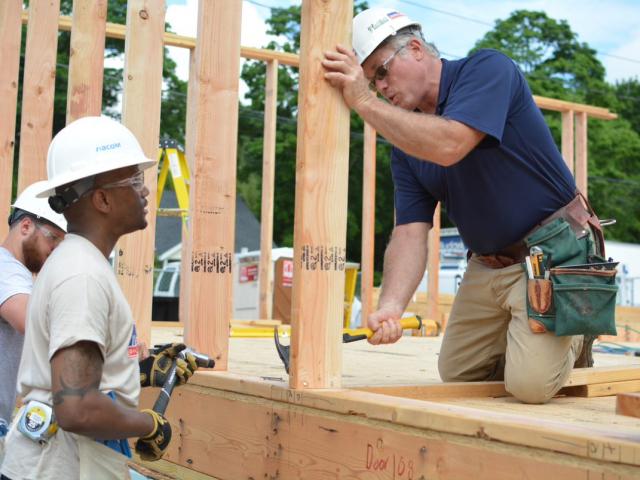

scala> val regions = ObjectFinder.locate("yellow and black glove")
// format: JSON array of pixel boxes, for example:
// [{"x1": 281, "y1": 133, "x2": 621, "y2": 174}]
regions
[
  {"x1": 135, "y1": 409, "x2": 172, "y2": 461},
  {"x1": 139, "y1": 343, "x2": 198, "y2": 388}
]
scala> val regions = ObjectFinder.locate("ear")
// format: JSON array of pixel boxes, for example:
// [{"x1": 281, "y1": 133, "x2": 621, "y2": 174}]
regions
[
  {"x1": 89, "y1": 189, "x2": 113, "y2": 214},
  {"x1": 19, "y1": 217, "x2": 35, "y2": 236},
  {"x1": 408, "y1": 38, "x2": 425, "y2": 61}
]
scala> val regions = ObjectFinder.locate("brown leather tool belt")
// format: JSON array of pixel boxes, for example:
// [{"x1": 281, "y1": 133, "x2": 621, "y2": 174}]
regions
[{"x1": 473, "y1": 192, "x2": 603, "y2": 269}]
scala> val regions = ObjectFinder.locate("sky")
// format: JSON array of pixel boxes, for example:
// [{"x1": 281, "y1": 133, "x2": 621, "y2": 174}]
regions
[{"x1": 164, "y1": 0, "x2": 640, "y2": 87}]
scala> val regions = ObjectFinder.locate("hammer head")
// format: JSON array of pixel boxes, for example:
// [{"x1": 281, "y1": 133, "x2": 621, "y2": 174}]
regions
[{"x1": 274, "y1": 327, "x2": 290, "y2": 373}]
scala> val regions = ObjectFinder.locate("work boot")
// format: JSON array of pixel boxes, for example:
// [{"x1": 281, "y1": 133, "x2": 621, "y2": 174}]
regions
[{"x1": 574, "y1": 335, "x2": 597, "y2": 368}]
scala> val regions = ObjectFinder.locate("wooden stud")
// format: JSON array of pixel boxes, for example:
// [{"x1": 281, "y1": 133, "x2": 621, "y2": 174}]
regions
[
  {"x1": 575, "y1": 111, "x2": 588, "y2": 196},
  {"x1": 17, "y1": 0, "x2": 61, "y2": 193},
  {"x1": 533, "y1": 95, "x2": 617, "y2": 120},
  {"x1": 561, "y1": 110, "x2": 574, "y2": 174},
  {"x1": 115, "y1": 0, "x2": 166, "y2": 347},
  {"x1": 565, "y1": 365, "x2": 640, "y2": 386},
  {"x1": 617, "y1": 392, "x2": 640, "y2": 419},
  {"x1": 562, "y1": 380, "x2": 640, "y2": 398},
  {"x1": 182, "y1": 1, "x2": 243, "y2": 367},
  {"x1": 426, "y1": 204, "x2": 441, "y2": 330},
  {"x1": 258, "y1": 59, "x2": 278, "y2": 320},
  {"x1": 289, "y1": 0, "x2": 353, "y2": 389},
  {"x1": 360, "y1": 122, "x2": 377, "y2": 327},
  {"x1": 178, "y1": 48, "x2": 198, "y2": 326},
  {"x1": 65, "y1": 0, "x2": 107, "y2": 123},
  {"x1": 0, "y1": 0, "x2": 23, "y2": 239}
]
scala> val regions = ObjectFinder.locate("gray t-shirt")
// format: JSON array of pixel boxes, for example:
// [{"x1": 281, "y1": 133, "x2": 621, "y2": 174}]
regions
[{"x1": 0, "y1": 247, "x2": 32, "y2": 424}]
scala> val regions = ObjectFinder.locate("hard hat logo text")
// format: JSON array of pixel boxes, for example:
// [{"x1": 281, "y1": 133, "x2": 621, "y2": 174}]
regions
[
  {"x1": 96, "y1": 142, "x2": 121, "y2": 153},
  {"x1": 367, "y1": 17, "x2": 389, "y2": 33}
]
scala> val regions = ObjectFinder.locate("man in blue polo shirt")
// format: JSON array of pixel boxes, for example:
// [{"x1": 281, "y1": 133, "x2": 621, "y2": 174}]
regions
[{"x1": 322, "y1": 8, "x2": 605, "y2": 404}]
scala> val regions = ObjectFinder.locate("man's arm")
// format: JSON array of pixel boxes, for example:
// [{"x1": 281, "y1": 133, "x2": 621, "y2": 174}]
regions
[
  {"x1": 368, "y1": 222, "x2": 431, "y2": 345},
  {"x1": 322, "y1": 45, "x2": 485, "y2": 166},
  {"x1": 51, "y1": 341, "x2": 154, "y2": 440},
  {"x1": 354, "y1": 99, "x2": 484, "y2": 166},
  {"x1": 0, "y1": 294, "x2": 29, "y2": 334}
]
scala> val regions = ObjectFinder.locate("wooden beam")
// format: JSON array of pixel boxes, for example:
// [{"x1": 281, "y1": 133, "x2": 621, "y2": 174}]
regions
[
  {"x1": 139, "y1": 374, "x2": 640, "y2": 476},
  {"x1": 565, "y1": 365, "x2": 640, "y2": 386},
  {"x1": 617, "y1": 392, "x2": 640, "y2": 419},
  {"x1": 178, "y1": 48, "x2": 198, "y2": 326},
  {"x1": 533, "y1": 95, "x2": 617, "y2": 120},
  {"x1": 17, "y1": 0, "x2": 61, "y2": 193},
  {"x1": 183, "y1": 1, "x2": 243, "y2": 368},
  {"x1": 359, "y1": 382, "x2": 509, "y2": 399},
  {"x1": 562, "y1": 380, "x2": 640, "y2": 398},
  {"x1": 426, "y1": 204, "x2": 441, "y2": 330},
  {"x1": 575, "y1": 112, "x2": 588, "y2": 196},
  {"x1": 360, "y1": 122, "x2": 377, "y2": 327},
  {"x1": 22, "y1": 12, "x2": 300, "y2": 67},
  {"x1": 0, "y1": 0, "x2": 22, "y2": 239},
  {"x1": 65, "y1": 0, "x2": 107, "y2": 123},
  {"x1": 289, "y1": 0, "x2": 353, "y2": 389},
  {"x1": 258, "y1": 59, "x2": 278, "y2": 320},
  {"x1": 116, "y1": 0, "x2": 166, "y2": 347},
  {"x1": 561, "y1": 110, "x2": 574, "y2": 174}
]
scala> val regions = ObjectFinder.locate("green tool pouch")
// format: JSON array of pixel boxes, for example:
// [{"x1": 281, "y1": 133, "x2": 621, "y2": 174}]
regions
[
  {"x1": 524, "y1": 217, "x2": 618, "y2": 336},
  {"x1": 550, "y1": 267, "x2": 617, "y2": 336}
]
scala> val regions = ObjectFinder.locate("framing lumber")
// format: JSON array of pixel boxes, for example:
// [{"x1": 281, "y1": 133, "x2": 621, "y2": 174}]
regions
[
  {"x1": 258, "y1": 59, "x2": 278, "y2": 320},
  {"x1": 65, "y1": 0, "x2": 107, "y2": 123},
  {"x1": 565, "y1": 365, "x2": 640, "y2": 386},
  {"x1": 0, "y1": 0, "x2": 22, "y2": 240},
  {"x1": 563, "y1": 380, "x2": 640, "y2": 398},
  {"x1": 182, "y1": 1, "x2": 243, "y2": 367},
  {"x1": 178, "y1": 49, "x2": 197, "y2": 327},
  {"x1": 138, "y1": 372, "x2": 640, "y2": 478},
  {"x1": 575, "y1": 111, "x2": 589, "y2": 196},
  {"x1": 533, "y1": 95, "x2": 617, "y2": 120},
  {"x1": 426, "y1": 204, "x2": 441, "y2": 330},
  {"x1": 561, "y1": 110, "x2": 574, "y2": 174},
  {"x1": 360, "y1": 122, "x2": 377, "y2": 327},
  {"x1": 617, "y1": 392, "x2": 640, "y2": 419},
  {"x1": 289, "y1": 0, "x2": 353, "y2": 389},
  {"x1": 22, "y1": 11, "x2": 300, "y2": 67},
  {"x1": 116, "y1": 0, "x2": 166, "y2": 346},
  {"x1": 17, "y1": 0, "x2": 61, "y2": 193}
]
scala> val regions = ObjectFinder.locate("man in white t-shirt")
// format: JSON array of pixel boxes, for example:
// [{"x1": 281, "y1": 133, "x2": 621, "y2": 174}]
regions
[
  {"x1": 0, "y1": 182, "x2": 67, "y2": 464},
  {"x1": 1, "y1": 116, "x2": 198, "y2": 480}
]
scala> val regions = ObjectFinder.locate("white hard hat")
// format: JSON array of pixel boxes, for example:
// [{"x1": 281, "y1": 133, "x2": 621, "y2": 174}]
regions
[
  {"x1": 353, "y1": 8, "x2": 420, "y2": 64},
  {"x1": 11, "y1": 181, "x2": 67, "y2": 231},
  {"x1": 35, "y1": 116, "x2": 156, "y2": 198}
]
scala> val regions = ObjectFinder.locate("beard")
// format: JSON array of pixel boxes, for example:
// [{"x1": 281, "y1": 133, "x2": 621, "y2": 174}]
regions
[{"x1": 22, "y1": 233, "x2": 46, "y2": 273}]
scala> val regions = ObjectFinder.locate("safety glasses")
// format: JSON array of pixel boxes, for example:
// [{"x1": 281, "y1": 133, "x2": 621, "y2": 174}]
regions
[
  {"x1": 36, "y1": 223, "x2": 63, "y2": 247},
  {"x1": 368, "y1": 44, "x2": 407, "y2": 90},
  {"x1": 96, "y1": 170, "x2": 145, "y2": 192}
]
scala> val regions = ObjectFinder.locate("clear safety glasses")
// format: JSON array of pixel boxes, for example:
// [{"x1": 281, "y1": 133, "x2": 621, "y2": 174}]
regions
[
  {"x1": 368, "y1": 44, "x2": 407, "y2": 90},
  {"x1": 96, "y1": 170, "x2": 146, "y2": 192}
]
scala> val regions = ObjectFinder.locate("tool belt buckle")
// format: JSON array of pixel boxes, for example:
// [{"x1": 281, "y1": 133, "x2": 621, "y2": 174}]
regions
[{"x1": 17, "y1": 400, "x2": 58, "y2": 445}]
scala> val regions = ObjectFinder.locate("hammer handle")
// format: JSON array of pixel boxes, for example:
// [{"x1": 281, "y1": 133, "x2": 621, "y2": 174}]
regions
[{"x1": 343, "y1": 315, "x2": 422, "y2": 342}]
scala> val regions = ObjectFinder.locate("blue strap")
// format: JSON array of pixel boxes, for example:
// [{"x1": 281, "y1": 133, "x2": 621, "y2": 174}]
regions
[{"x1": 95, "y1": 392, "x2": 132, "y2": 458}]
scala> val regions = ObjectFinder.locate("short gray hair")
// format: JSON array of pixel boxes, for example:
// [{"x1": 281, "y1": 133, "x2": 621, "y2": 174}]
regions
[{"x1": 379, "y1": 25, "x2": 440, "y2": 58}]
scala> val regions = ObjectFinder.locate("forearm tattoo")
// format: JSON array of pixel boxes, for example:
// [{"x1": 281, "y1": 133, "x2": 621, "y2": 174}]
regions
[{"x1": 52, "y1": 341, "x2": 103, "y2": 406}]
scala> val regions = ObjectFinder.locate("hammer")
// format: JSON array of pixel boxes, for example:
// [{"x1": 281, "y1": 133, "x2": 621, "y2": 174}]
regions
[{"x1": 274, "y1": 316, "x2": 422, "y2": 373}]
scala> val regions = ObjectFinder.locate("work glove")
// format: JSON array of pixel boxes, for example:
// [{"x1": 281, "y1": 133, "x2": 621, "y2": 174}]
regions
[
  {"x1": 139, "y1": 343, "x2": 198, "y2": 387},
  {"x1": 135, "y1": 409, "x2": 172, "y2": 461}
]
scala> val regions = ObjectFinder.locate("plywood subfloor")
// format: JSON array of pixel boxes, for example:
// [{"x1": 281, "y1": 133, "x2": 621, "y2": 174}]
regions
[{"x1": 151, "y1": 324, "x2": 640, "y2": 386}]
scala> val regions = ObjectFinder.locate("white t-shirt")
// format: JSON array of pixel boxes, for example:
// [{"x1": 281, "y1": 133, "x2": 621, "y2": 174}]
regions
[
  {"x1": 0, "y1": 247, "x2": 32, "y2": 424},
  {"x1": 1, "y1": 234, "x2": 141, "y2": 480}
]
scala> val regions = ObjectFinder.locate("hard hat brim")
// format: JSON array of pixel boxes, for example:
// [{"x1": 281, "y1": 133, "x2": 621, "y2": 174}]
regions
[{"x1": 34, "y1": 155, "x2": 157, "y2": 198}]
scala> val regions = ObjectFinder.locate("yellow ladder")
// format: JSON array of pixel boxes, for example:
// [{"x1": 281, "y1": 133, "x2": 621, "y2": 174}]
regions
[{"x1": 157, "y1": 139, "x2": 190, "y2": 227}]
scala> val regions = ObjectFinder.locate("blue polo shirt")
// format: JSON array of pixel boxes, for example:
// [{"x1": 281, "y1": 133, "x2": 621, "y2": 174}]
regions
[{"x1": 391, "y1": 49, "x2": 576, "y2": 254}]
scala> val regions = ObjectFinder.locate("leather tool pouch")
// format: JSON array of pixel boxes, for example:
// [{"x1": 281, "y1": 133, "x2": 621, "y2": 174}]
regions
[{"x1": 523, "y1": 215, "x2": 618, "y2": 336}]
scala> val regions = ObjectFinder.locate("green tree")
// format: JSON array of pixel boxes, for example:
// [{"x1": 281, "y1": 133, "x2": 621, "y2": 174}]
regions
[{"x1": 473, "y1": 10, "x2": 640, "y2": 243}]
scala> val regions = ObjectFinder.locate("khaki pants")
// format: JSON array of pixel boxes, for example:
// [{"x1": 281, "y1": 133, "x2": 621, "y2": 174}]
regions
[{"x1": 438, "y1": 255, "x2": 582, "y2": 404}]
